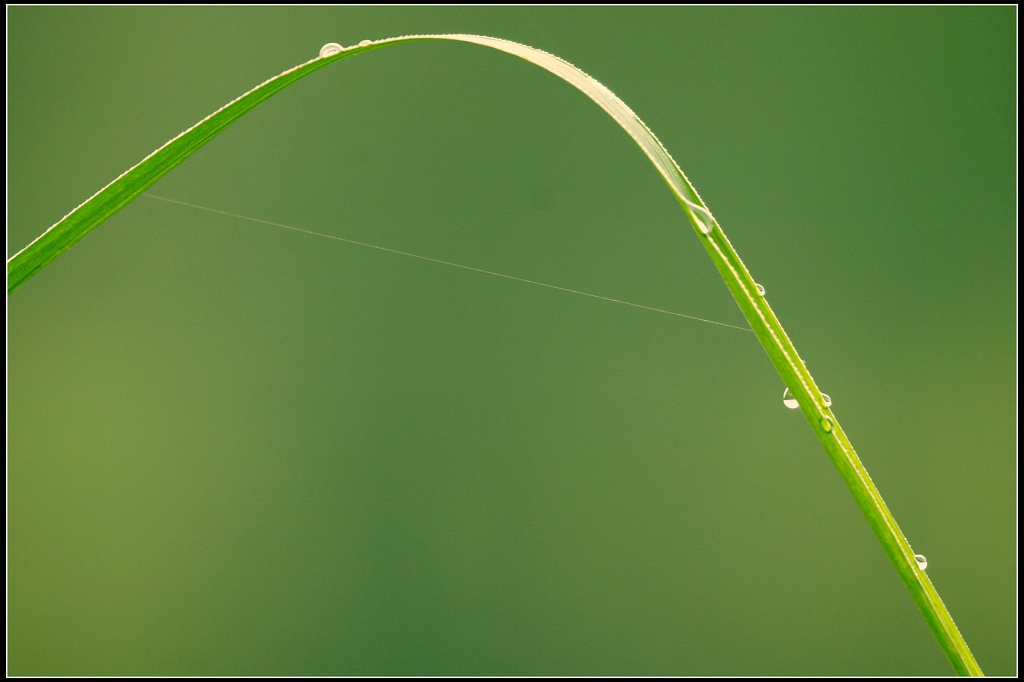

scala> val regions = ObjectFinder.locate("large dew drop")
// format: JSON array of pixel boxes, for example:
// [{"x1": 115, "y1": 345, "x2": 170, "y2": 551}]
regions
[
  {"x1": 319, "y1": 43, "x2": 343, "y2": 58},
  {"x1": 755, "y1": 283, "x2": 766, "y2": 296},
  {"x1": 820, "y1": 415, "x2": 834, "y2": 432},
  {"x1": 914, "y1": 554, "x2": 928, "y2": 570},
  {"x1": 822, "y1": 393, "x2": 832, "y2": 407}
]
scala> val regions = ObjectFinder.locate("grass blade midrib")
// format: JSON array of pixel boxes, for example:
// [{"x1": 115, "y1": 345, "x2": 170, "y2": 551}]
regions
[{"x1": 5, "y1": 33, "x2": 983, "y2": 676}]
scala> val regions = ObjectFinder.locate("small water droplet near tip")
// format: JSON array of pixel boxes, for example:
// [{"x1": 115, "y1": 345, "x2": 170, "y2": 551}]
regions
[
  {"x1": 822, "y1": 393, "x2": 832, "y2": 407},
  {"x1": 359, "y1": 39, "x2": 373, "y2": 46},
  {"x1": 755, "y1": 283, "x2": 765, "y2": 296},
  {"x1": 782, "y1": 387, "x2": 799, "y2": 409},
  {"x1": 820, "y1": 415, "x2": 834, "y2": 432},
  {"x1": 319, "y1": 43, "x2": 343, "y2": 58},
  {"x1": 914, "y1": 554, "x2": 928, "y2": 570}
]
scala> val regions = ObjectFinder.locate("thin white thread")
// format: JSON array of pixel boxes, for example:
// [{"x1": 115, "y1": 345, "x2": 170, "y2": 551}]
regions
[{"x1": 142, "y1": 193, "x2": 752, "y2": 333}]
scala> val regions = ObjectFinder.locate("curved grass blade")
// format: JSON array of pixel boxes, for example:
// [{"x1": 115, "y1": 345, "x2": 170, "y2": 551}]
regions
[{"x1": 6, "y1": 34, "x2": 982, "y2": 676}]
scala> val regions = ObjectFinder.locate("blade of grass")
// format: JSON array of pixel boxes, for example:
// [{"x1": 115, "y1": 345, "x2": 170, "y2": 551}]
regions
[{"x1": 6, "y1": 34, "x2": 983, "y2": 676}]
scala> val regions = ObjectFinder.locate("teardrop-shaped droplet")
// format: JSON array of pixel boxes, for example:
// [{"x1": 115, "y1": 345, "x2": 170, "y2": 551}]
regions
[
  {"x1": 820, "y1": 415, "x2": 834, "y2": 432},
  {"x1": 914, "y1": 554, "x2": 928, "y2": 570},
  {"x1": 359, "y1": 39, "x2": 373, "y2": 46},
  {"x1": 755, "y1": 283, "x2": 766, "y2": 296},
  {"x1": 319, "y1": 43, "x2": 344, "y2": 58},
  {"x1": 822, "y1": 393, "x2": 832, "y2": 407},
  {"x1": 783, "y1": 387, "x2": 799, "y2": 409}
]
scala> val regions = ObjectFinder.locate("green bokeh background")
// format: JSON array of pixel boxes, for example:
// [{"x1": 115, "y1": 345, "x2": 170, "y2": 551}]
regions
[{"x1": 7, "y1": 7, "x2": 1015, "y2": 676}]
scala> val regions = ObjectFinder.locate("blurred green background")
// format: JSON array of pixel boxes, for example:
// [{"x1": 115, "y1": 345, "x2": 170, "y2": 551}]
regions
[{"x1": 7, "y1": 7, "x2": 1015, "y2": 676}]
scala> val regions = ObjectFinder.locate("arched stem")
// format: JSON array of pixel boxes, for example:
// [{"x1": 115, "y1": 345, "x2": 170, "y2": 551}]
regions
[{"x1": 6, "y1": 34, "x2": 982, "y2": 676}]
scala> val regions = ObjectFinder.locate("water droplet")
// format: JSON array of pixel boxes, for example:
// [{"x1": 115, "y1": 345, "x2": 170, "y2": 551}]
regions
[
  {"x1": 755, "y1": 283, "x2": 765, "y2": 296},
  {"x1": 820, "y1": 415, "x2": 834, "y2": 432},
  {"x1": 319, "y1": 43, "x2": 343, "y2": 58},
  {"x1": 785, "y1": 387, "x2": 833, "y2": 410},
  {"x1": 914, "y1": 554, "x2": 928, "y2": 570},
  {"x1": 359, "y1": 39, "x2": 373, "y2": 46}
]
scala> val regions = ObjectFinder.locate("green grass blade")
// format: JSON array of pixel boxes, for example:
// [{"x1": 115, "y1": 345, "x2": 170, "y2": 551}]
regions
[
  {"x1": 6, "y1": 34, "x2": 983, "y2": 676},
  {"x1": 6, "y1": 44, "x2": 354, "y2": 293}
]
